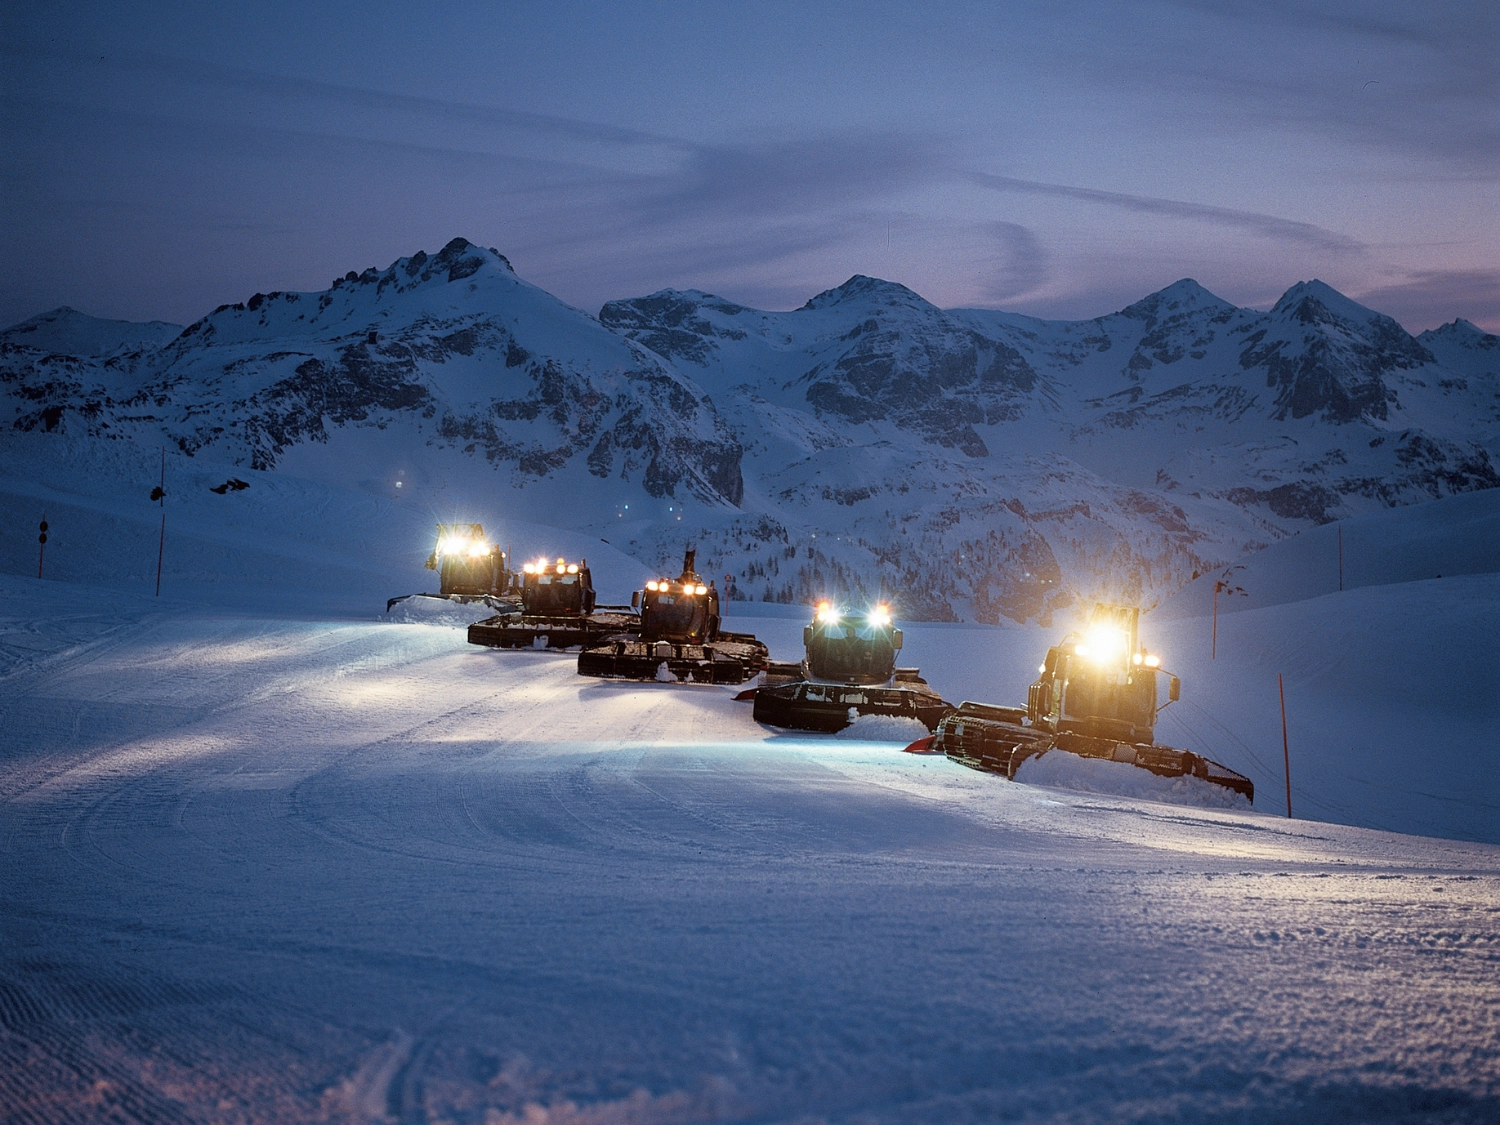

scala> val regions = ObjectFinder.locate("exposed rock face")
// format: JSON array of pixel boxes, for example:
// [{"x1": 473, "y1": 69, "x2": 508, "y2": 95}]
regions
[
  {"x1": 4, "y1": 251, "x2": 1495, "y2": 623},
  {"x1": 2, "y1": 239, "x2": 745, "y2": 508},
  {"x1": 598, "y1": 274, "x2": 1497, "y2": 619}
]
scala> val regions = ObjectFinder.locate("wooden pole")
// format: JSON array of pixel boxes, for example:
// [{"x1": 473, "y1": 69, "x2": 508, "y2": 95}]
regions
[
  {"x1": 155, "y1": 448, "x2": 166, "y2": 597},
  {"x1": 1278, "y1": 673, "x2": 1292, "y2": 818}
]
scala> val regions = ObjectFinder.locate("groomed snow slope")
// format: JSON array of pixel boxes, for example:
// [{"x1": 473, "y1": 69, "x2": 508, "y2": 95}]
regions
[{"x1": 2, "y1": 575, "x2": 1498, "y2": 1122}]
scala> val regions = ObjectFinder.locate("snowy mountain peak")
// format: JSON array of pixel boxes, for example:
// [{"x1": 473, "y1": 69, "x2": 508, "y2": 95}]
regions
[
  {"x1": 0, "y1": 306, "x2": 184, "y2": 356},
  {"x1": 799, "y1": 275, "x2": 936, "y2": 313},
  {"x1": 329, "y1": 237, "x2": 514, "y2": 293},
  {"x1": 1117, "y1": 278, "x2": 1233, "y2": 322},
  {"x1": 1270, "y1": 279, "x2": 1389, "y2": 330},
  {"x1": 1419, "y1": 318, "x2": 1498, "y2": 350}
]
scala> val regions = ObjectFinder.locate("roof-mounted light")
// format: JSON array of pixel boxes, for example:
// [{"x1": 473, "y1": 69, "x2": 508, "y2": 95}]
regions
[{"x1": 868, "y1": 604, "x2": 892, "y2": 627}]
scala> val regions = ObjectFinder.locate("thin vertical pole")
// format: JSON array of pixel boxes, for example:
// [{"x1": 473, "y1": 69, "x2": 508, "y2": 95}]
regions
[
  {"x1": 38, "y1": 513, "x2": 47, "y2": 579},
  {"x1": 1278, "y1": 673, "x2": 1292, "y2": 819},
  {"x1": 155, "y1": 449, "x2": 166, "y2": 597},
  {"x1": 1212, "y1": 581, "x2": 1219, "y2": 660},
  {"x1": 1338, "y1": 524, "x2": 1343, "y2": 592}
]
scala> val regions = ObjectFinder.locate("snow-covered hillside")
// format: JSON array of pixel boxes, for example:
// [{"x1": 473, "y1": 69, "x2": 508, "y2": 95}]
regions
[
  {"x1": 4, "y1": 262, "x2": 1498, "y2": 1118},
  {"x1": 2, "y1": 571, "x2": 1497, "y2": 1123},
  {"x1": 4, "y1": 241, "x2": 1497, "y2": 624}
]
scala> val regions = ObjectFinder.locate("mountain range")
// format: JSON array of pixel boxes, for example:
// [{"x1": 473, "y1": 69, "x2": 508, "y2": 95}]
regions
[{"x1": 3, "y1": 237, "x2": 1496, "y2": 623}]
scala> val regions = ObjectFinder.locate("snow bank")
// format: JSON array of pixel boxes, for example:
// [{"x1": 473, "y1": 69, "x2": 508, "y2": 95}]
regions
[
  {"x1": 1014, "y1": 748, "x2": 1252, "y2": 809},
  {"x1": 833, "y1": 712, "x2": 931, "y2": 742},
  {"x1": 383, "y1": 595, "x2": 507, "y2": 627}
]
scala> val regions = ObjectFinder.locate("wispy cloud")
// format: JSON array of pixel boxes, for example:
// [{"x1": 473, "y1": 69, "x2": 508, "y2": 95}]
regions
[
  {"x1": 966, "y1": 172, "x2": 1364, "y2": 253},
  {"x1": 986, "y1": 222, "x2": 1049, "y2": 302},
  {"x1": 624, "y1": 132, "x2": 940, "y2": 224}
]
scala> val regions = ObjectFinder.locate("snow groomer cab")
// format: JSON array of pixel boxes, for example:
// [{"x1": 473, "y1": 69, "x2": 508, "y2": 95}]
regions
[
  {"x1": 386, "y1": 522, "x2": 511, "y2": 611},
  {"x1": 577, "y1": 549, "x2": 768, "y2": 683},
  {"x1": 468, "y1": 557, "x2": 641, "y2": 649},
  {"x1": 751, "y1": 600, "x2": 952, "y2": 732}
]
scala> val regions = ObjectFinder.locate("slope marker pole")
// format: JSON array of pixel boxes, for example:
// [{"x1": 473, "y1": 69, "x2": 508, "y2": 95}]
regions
[
  {"x1": 1278, "y1": 673, "x2": 1292, "y2": 819},
  {"x1": 1338, "y1": 524, "x2": 1343, "y2": 592},
  {"x1": 38, "y1": 513, "x2": 48, "y2": 579},
  {"x1": 155, "y1": 448, "x2": 166, "y2": 597},
  {"x1": 1211, "y1": 580, "x2": 1219, "y2": 660}
]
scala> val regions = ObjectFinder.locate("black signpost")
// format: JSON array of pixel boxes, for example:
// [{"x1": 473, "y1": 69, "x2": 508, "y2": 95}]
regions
[
  {"x1": 153, "y1": 449, "x2": 166, "y2": 597},
  {"x1": 38, "y1": 516, "x2": 48, "y2": 579}
]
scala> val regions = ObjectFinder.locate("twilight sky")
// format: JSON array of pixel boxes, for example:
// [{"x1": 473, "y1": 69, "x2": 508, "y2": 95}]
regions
[{"x1": 3, "y1": 1, "x2": 1496, "y2": 332}]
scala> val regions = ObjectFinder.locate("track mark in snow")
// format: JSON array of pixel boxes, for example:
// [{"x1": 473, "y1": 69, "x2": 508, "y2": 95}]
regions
[{"x1": 325, "y1": 1030, "x2": 413, "y2": 1124}]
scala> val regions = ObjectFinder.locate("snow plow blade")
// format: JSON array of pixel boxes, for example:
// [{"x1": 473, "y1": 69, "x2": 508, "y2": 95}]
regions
[
  {"x1": 387, "y1": 592, "x2": 517, "y2": 613},
  {"x1": 577, "y1": 635, "x2": 769, "y2": 685},
  {"x1": 752, "y1": 679, "x2": 954, "y2": 733},
  {"x1": 934, "y1": 703, "x2": 1254, "y2": 801},
  {"x1": 467, "y1": 610, "x2": 638, "y2": 650}
]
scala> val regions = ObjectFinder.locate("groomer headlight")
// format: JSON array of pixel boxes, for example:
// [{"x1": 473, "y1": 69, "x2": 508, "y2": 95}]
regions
[
  {"x1": 816, "y1": 602, "x2": 841, "y2": 625},
  {"x1": 868, "y1": 604, "x2": 892, "y2": 627},
  {"x1": 1078, "y1": 624, "x2": 1127, "y2": 664}
]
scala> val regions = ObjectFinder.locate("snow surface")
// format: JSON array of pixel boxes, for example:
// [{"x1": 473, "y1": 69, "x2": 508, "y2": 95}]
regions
[
  {"x1": 3, "y1": 572, "x2": 1498, "y2": 1122},
  {"x1": 832, "y1": 711, "x2": 932, "y2": 742}
]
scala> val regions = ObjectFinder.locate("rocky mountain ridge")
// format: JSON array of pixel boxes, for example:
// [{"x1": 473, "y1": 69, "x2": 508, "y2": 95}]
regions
[{"x1": 3, "y1": 240, "x2": 1496, "y2": 623}]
